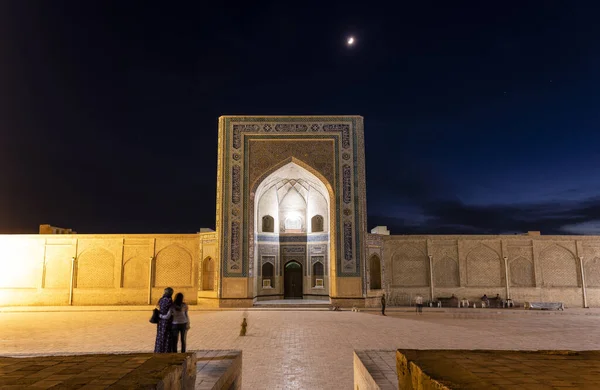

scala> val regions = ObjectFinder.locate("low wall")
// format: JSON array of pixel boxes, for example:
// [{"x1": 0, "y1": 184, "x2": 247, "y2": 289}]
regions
[
  {"x1": 0, "y1": 353, "x2": 196, "y2": 389},
  {"x1": 396, "y1": 349, "x2": 600, "y2": 389},
  {"x1": 353, "y1": 350, "x2": 398, "y2": 390},
  {"x1": 195, "y1": 350, "x2": 243, "y2": 390},
  {"x1": 375, "y1": 234, "x2": 600, "y2": 308}
]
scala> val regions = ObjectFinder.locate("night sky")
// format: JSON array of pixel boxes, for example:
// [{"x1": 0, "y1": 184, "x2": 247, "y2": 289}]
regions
[{"x1": 1, "y1": 2, "x2": 600, "y2": 235}]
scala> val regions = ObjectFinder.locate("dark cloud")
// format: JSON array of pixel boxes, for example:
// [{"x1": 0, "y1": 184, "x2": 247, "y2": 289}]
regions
[{"x1": 370, "y1": 196, "x2": 600, "y2": 235}]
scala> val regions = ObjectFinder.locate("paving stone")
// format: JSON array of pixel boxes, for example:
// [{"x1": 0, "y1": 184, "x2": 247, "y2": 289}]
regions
[{"x1": 2, "y1": 310, "x2": 600, "y2": 388}]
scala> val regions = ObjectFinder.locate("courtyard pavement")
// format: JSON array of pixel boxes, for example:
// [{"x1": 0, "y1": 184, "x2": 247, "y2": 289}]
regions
[{"x1": 1, "y1": 308, "x2": 600, "y2": 389}]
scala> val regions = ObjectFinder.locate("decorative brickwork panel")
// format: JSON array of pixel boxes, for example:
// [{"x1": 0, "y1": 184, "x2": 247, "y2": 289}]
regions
[
  {"x1": 123, "y1": 257, "x2": 149, "y2": 288},
  {"x1": 466, "y1": 245, "x2": 503, "y2": 287},
  {"x1": 77, "y1": 248, "x2": 115, "y2": 288},
  {"x1": 540, "y1": 245, "x2": 580, "y2": 287},
  {"x1": 585, "y1": 257, "x2": 600, "y2": 287},
  {"x1": 510, "y1": 257, "x2": 535, "y2": 287},
  {"x1": 44, "y1": 246, "x2": 73, "y2": 288},
  {"x1": 154, "y1": 245, "x2": 193, "y2": 287},
  {"x1": 391, "y1": 245, "x2": 429, "y2": 287},
  {"x1": 434, "y1": 256, "x2": 459, "y2": 287}
]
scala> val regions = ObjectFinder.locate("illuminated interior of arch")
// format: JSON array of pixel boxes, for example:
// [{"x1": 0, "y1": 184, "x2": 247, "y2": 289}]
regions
[{"x1": 254, "y1": 161, "x2": 331, "y2": 300}]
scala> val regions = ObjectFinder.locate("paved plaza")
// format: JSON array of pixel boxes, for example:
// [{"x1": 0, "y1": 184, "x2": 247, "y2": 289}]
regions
[{"x1": 1, "y1": 309, "x2": 600, "y2": 389}]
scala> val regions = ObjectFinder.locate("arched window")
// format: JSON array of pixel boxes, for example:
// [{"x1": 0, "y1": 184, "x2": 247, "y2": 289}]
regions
[
  {"x1": 311, "y1": 215, "x2": 324, "y2": 232},
  {"x1": 262, "y1": 215, "x2": 274, "y2": 232},
  {"x1": 312, "y1": 261, "x2": 324, "y2": 287},
  {"x1": 262, "y1": 262, "x2": 274, "y2": 288},
  {"x1": 284, "y1": 215, "x2": 302, "y2": 232},
  {"x1": 202, "y1": 257, "x2": 215, "y2": 291},
  {"x1": 369, "y1": 255, "x2": 382, "y2": 290}
]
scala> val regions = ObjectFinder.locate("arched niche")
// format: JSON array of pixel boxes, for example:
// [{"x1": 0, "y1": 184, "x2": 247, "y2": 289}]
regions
[
  {"x1": 202, "y1": 257, "x2": 215, "y2": 291},
  {"x1": 253, "y1": 159, "x2": 333, "y2": 300},
  {"x1": 369, "y1": 254, "x2": 382, "y2": 290}
]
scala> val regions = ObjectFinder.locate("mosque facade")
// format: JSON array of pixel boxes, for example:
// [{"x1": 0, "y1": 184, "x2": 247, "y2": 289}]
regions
[{"x1": 0, "y1": 116, "x2": 598, "y2": 308}]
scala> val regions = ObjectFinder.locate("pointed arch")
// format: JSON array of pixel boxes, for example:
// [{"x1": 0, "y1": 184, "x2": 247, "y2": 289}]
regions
[
  {"x1": 262, "y1": 261, "x2": 274, "y2": 288},
  {"x1": 391, "y1": 244, "x2": 429, "y2": 286},
  {"x1": 261, "y1": 215, "x2": 274, "y2": 232},
  {"x1": 369, "y1": 254, "x2": 382, "y2": 290},
  {"x1": 466, "y1": 244, "x2": 502, "y2": 287},
  {"x1": 154, "y1": 244, "x2": 193, "y2": 287},
  {"x1": 251, "y1": 157, "x2": 335, "y2": 298},
  {"x1": 77, "y1": 247, "x2": 115, "y2": 288},
  {"x1": 202, "y1": 257, "x2": 216, "y2": 291},
  {"x1": 311, "y1": 215, "x2": 324, "y2": 232},
  {"x1": 312, "y1": 261, "x2": 324, "y2": 287},
  {"x1": 540, "y1": 244, "x2": 579, "y2": 287},
  {"x1": 251, "y1": 156, "x2": 334, "y2": 199}
]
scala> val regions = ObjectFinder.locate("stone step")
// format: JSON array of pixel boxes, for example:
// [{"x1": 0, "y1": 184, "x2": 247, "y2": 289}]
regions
[{"x1": 253, "y1": 303, "x2": 332, "y2": 309}]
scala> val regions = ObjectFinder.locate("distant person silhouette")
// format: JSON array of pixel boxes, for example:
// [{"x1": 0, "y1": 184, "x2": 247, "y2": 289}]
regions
[
  {"x1": 381, "y1": 294, "x2": 386, "y2": 316},
  {"x1": 415, "y1": 294, "x2": 423, "y2": 314}
]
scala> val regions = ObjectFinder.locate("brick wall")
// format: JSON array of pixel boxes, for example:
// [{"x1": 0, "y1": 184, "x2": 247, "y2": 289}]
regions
[
  {"x1": 369, "y1": 234, "x2": 600, "y2": 308},
  {"x1": 0, "y1": 232, "x2": 218, "y2": 306}
]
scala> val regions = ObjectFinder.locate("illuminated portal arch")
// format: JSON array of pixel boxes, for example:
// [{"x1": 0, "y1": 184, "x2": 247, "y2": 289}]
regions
[
  {"x1": 253, "y1": 160, "x2": 332, "y2": 300},
  {"x1": 217, "y1": 116, "x2": 367, "y2": 307}
]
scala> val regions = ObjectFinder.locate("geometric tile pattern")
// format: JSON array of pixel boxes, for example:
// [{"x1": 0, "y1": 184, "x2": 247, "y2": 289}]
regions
[{"x1": 217, "y1": 116, "x2": 367, "y2": 290}]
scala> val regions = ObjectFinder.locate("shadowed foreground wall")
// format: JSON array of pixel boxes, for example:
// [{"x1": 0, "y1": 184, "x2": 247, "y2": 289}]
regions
[{"x1": 0, "y1": 233, "x2": 218, "y2": 306}]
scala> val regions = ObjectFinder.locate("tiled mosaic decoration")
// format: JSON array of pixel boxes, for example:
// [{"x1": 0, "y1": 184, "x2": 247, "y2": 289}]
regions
[{"x1": 216, "y1": 116, "x2": 367, "y2": 282}]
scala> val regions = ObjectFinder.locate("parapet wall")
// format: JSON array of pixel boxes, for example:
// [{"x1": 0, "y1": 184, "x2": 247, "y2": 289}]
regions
[
  {"x1": 366, "y1": 234, "x2": 600, "y2": 308},
  {"x1": 0, "y1": 233, "x2": 218, "y2": 306},
  {"x1": 3, "y1": 231, "x2": 600, "y2": 307}
]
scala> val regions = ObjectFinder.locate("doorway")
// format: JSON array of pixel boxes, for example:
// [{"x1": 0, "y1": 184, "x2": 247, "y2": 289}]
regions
[{"x1": 284, "y1": 261, "x2": 303, "y2": 299}]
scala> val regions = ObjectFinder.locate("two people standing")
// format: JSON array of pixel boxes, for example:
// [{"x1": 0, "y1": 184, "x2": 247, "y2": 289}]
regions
[
  {"x1": 154, "y1": 287, "x2": 190, "y2": 353},
  {"x1": 380, "y1": 293, "x2": 424, "y2": 315},
  {"x1": 415, "y1": 294, "x2": 423, "y2": 314}
]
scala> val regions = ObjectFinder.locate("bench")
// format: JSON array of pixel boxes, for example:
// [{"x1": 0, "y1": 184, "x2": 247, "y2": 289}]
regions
[
  {"x1": 526, "y1": 302, "x2": 564, "y2": 311},
  {"x1": 486, "y1": 297, "x2": 503, "y2": 308},
  {"x1": 437, "y1": 296, "x2": 459, "y2": 308}
]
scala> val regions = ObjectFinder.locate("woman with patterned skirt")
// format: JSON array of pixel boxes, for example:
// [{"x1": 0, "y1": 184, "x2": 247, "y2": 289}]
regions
[{"x1": 154, "y1": 287, "x2": 174, "y2": 353}]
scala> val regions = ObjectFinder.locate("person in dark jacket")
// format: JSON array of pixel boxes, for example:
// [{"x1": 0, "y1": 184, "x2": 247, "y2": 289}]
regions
[
  {"x1": 381, "y1": 293, "x2": 386, "y2": 316},
  {"x1": 154, "y1": 287, "x2": 174, "y2": 353}
]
